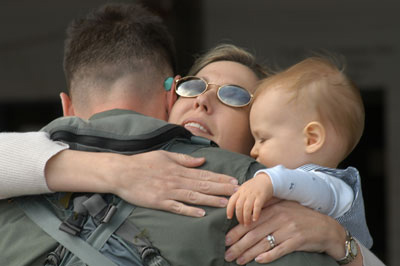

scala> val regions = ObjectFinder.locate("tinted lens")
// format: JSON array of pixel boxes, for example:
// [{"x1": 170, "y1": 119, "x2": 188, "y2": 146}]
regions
[
  {"x1": 218, "y1": 85, "x2": 252, "y2": 106},
  {"x1": 176, "y1": 78, "x2": 207, "y2": 97}
]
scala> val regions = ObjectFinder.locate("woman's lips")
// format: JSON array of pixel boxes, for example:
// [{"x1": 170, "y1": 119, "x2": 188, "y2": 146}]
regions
[{"x1": 183, "y1": 120, "x2": 212, "y2": 136}]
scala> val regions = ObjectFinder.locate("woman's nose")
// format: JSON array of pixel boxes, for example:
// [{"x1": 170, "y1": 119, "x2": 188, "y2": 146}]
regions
[{"x1": 193, "y1": 87, "x2": 217, "y2": 113}]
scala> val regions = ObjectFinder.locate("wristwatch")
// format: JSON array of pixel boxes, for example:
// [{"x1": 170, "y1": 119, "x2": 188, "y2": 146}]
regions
[{"x1": 337, "y1": 230, "x2": 358, "y2": 265}]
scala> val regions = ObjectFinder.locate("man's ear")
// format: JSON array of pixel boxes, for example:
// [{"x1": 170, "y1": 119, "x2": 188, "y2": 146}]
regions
[
  {"x1": 303, "y1": 121, "x2": 325, "y2": 154},
  {"x1": 166, "y1": 75, "x2": 180, "y2": 115},
  {"x1": 60, "y1": 92, "x2": 75, "y2": 117}
]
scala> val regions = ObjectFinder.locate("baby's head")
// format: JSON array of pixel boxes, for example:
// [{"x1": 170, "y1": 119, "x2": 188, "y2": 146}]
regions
[{"x1": 250, "y1": 56, "x2": 364, "y2": 168}]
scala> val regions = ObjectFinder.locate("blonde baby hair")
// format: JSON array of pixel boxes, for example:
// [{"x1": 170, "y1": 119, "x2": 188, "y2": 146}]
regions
[{"x1": 256, "y1": 56, "x2": 365, "y2": 157}]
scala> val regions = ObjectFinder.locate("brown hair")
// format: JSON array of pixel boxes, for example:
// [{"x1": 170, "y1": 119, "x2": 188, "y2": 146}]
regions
[
  {"x1": 257, "y1": 56, "x2": 365, "y2": 156},
  {"x1": 188, "y1": 44, "x2": 269, "y2": 80},
  {"x1": 63, "y1": 3, "x2": 176, "y2": 99}
]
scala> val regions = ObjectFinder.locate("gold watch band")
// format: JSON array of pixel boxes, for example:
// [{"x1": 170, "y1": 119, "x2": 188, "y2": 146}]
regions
[{"x1": 337, "y1": 230, "x2": 358, "y2": 265}]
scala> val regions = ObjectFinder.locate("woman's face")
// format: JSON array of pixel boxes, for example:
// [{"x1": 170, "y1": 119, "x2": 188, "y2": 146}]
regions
[{"x1": 168, "y1": 61, "x2": 259, "y2": 155}]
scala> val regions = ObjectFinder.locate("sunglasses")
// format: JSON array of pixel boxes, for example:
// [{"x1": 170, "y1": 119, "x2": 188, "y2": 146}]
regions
[{"x1": 174, "y1": 76, "x2": 253, "y2": 107}]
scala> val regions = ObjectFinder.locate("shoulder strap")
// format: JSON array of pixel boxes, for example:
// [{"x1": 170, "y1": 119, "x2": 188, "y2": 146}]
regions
[
  {"x1": 86, "y1": 198, "x2": 136, "y2": 250},
  {"x1": 16, "y1": 196, "x2": 118, "y2": 266}
]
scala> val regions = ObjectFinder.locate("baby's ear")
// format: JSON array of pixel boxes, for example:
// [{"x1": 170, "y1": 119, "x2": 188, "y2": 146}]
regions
[{"x1": 303, "y1": 121, "x2": 325, "y2": 154}]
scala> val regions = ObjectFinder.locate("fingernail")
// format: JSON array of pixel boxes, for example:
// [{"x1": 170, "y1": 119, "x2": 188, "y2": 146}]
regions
[
  {"x1": 225, "y1": 251, "x2": 234, "y2": 261},
  {"x1": 237, "y1": 257, "x2": 245, "y2": 264},
  {"x1": 220, "y1": 198, "x2": 228, "y2": 206},
  {"x1": 234, "y1": 186, "x2": 239, "y2": 192},
  {"x1": 198, "y1": 210, "x2": 206, "y2": 217},
  {"x1": 230, "y1": 179, "x2": 238, "y2": 185},
  {"x1": 255, "y1": 255, "x2": 262, "y2": 262},
  {"x1": 225, "y1": 236, "x2": 232, "y2": 245}
]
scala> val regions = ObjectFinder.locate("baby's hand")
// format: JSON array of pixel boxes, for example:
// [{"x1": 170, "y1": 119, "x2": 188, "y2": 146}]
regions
[{"x1": 226, "y1": 173, "x2": 273, "y2": 226}]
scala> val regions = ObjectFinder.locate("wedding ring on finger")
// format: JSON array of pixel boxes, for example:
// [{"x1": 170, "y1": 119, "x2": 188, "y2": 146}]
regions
[{"x1": 266, "y1": 234, "x2": 276, "y2": 249}]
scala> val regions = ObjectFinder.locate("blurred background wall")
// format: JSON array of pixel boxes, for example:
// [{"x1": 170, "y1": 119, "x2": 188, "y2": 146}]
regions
[{"x1": 0, "y1": 0, "x2": 397, "y2": 264}]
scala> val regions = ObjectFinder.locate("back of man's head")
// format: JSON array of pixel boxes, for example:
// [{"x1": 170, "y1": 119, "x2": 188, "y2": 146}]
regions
[{"x1": 63, "y1": 3, "x2": 176, "y2": 114}]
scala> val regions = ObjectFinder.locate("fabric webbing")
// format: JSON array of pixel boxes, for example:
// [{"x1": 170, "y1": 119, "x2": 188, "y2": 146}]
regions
[
  {"x1": 16, "y1": 196, "x2": 117, "y2": 266},
  {"x1": 87, "y1": 199, "x2": 136, "y2": 250}
]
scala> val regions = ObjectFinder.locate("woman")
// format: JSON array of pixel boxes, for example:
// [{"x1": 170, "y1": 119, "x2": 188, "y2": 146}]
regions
[
  {"x1": 0, "y1": 44, "x2": 383, "y2": 266},
  {"x1": 169, "y1": 44, "x2": 383, "y2": 266}
]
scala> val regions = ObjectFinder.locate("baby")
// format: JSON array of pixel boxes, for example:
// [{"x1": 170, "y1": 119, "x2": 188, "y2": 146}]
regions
[{"x1": 227, "y1": 56, "x2": 372, "y2": 248}]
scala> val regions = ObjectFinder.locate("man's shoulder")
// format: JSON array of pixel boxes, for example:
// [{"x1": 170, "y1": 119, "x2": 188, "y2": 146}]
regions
[{"x1": 42, "y1": 109, "x2": 169, "y2": 137}]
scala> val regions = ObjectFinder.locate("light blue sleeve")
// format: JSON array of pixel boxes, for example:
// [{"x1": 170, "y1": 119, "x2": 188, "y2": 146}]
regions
[{"x1": 254, "y1": 165, "x2": 354, "y2": 218}]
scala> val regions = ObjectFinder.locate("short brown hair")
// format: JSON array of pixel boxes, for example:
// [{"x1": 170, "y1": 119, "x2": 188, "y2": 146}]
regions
[
  {"x1": 257, "y1": 56, "x2": 365, "y2": 156},
  {"x1": 63, "y1": 3, "x2": 176, "y2": 97}
]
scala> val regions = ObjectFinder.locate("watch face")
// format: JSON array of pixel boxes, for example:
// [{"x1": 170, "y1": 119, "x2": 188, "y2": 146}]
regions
[{"x1": 350, "y1": 239, "x2": 358, "y2": 256}]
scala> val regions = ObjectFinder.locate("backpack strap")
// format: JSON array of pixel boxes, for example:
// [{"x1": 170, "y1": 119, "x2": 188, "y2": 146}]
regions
[
  {"x1": 16, "y1": 196, "x2": 118, "y2": 266},
  {"x1": 86, "y1": 197, "x2": 136, "y2": 251}
]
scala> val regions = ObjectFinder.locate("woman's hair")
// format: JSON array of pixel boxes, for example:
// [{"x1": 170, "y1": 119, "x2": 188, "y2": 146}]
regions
[
  {"x1": 257, "y1": 56, "x2": 365, "y2": 156},
  {"x1": 188, "y1": 44, "x2": 269, "y2": 79}
]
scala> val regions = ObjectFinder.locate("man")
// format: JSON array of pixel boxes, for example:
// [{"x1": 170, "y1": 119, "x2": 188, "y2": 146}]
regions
[{"x1": 0, "y1": 3, "x2": 337, "y2": 266}]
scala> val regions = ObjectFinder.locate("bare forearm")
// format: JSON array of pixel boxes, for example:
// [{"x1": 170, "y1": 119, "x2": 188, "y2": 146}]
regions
[
  {"x1": 45, "y1": 149, "x2": 238, "y2": 217},
  {"x1": 45, "y1": 149, "x2": 116, "y2": 194}
]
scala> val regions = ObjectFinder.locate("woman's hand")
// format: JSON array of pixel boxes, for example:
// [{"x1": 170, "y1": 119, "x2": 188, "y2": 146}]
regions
[
  {"x1": 46, "y1": 150, "x2": 238, "y2": 217},
  {"x1": 224, "y1": 200, "x2": 349, "y2": 265},
  {"x1": 110, "y1": 150, "x2": 239, "y2": 217}
]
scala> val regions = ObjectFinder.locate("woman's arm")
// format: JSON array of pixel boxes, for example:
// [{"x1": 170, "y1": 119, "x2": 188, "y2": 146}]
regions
[
  {"x1": 0, "y1": 132, "x2": 68, "y2": 199},
  {"x1": 46, "y1": 149, "x2": 238, "y2": 217},
  {"x1": 1, "y1": 132, "x2": 238, "y2": 217},
  {"x1": 225, "y1": 200, "x2": 385, "y2": 265}
]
